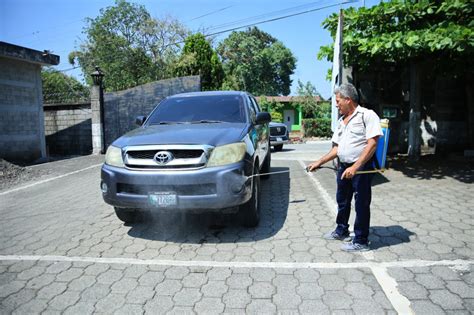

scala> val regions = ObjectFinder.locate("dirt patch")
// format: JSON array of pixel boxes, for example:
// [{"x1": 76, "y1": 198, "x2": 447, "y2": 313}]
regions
[{"x1": 0, "y1": 159, "x2": 51, "y2": 191}]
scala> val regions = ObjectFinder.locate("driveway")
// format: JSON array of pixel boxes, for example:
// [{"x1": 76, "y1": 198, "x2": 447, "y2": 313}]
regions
[{"x1": 1, "y1": 142, "x2": 473, "y2": 314}]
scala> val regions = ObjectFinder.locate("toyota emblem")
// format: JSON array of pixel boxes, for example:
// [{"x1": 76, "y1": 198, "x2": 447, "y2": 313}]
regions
[{"x1": 154, "y1": 151, "x2": 174, "y2": 165}]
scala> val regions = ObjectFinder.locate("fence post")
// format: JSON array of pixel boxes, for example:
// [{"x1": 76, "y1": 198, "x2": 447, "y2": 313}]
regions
[{"x1": 91, "y1": 67, "x2": 105, "y2": 154}]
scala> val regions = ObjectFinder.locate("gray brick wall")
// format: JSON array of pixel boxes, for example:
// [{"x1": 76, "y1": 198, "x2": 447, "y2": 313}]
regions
[
  {"x1": 104, "y1": 75, "x2": 201, "y2": 147},
  {"x1": 0, "y1": 57, "x2": 45, "y2": 162},
  {"x1": 43, "y1": 103, "x2": 92, "y2": 156}
]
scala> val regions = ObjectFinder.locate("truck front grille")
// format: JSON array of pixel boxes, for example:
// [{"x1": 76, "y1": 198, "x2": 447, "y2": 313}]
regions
[
  {"x1": 123, "y1": 145, "x2": 211, "y2": 170},
  {"x1": 270, "y1": 126, "x2": 287, "y2": 136},
  {"x1": 127, "y1": 150, "x2": 204, "y2": 160}
]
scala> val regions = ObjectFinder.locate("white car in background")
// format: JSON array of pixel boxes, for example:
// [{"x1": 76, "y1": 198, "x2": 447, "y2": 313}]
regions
[{"x1": 269, "y1": 122, "x2": 289, "y2": 151}]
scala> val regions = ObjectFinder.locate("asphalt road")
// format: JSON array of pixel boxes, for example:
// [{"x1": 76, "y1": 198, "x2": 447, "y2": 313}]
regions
[{"x1": 1, "y1": 142, "x2": 473, "y2": 314}]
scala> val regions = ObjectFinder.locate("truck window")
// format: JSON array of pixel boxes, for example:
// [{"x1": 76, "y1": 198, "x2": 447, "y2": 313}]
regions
[
  {"x1": 247, "y1": 96, "x2": 257, "y2": 123},
  {"x1": 250, "y1": 96, "x2": 261, "y2": 113},
  {"x1": 147, "y1": 95, "x2": 246, "y2": 124}
]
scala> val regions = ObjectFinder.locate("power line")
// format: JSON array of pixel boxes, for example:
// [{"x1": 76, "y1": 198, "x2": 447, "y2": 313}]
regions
[
  {"x1": 188, "y1": 5, "x2": 235, "y2": 22},
  {"x1": 54, "y1": 66, "x2": 81, "y2": 73},
  {"x1": 206, "y1": 0, "x2": 356, "y2": 37},
  {"x1": 166, "y1": 0, "x2": 356, "y2": 47},
  {"x1": 202, "y1": 0, "x2": 346, "y2": 33}
]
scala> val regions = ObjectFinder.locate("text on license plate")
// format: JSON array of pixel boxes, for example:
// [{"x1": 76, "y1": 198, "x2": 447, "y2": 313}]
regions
[
  {"x1": 277, "y1": 137, "x2": 282, "y2": 141},
  {"x1": 149, "y1": 193, "x2": 177, "y2": 207}
]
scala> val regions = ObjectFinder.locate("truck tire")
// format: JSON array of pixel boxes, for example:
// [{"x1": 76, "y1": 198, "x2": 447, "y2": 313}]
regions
[
  {"x1": 274, "y1": 144, "x2": 283, "y2": 151},
  {"x1": 261, "y1": 143, "x2": 271, "y2": 180},
  {"x1": 240, "y1": 164, "x2": 260, "y2": 227},
  {"x1": 114, "y1": 207, "x2": 139, "y2": 223}
]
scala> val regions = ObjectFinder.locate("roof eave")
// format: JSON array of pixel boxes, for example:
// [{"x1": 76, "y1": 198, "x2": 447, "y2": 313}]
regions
[{"x1": 0, "y1": 41, "x2": 60, "y2": 66}]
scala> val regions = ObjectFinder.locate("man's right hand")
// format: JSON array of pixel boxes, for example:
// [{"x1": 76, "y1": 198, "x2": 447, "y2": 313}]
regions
[
  {"x1": 306, "y1": 162, "x2": 321, "y2": 172},
  {"x1": 306, "y1": 146, "x2": 338, "y2": 172}
]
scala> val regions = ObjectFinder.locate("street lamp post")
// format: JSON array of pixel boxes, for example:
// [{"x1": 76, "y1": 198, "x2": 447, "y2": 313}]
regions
[{"x1": 90, "y1": 66, "x2": 105, "y2": 154}]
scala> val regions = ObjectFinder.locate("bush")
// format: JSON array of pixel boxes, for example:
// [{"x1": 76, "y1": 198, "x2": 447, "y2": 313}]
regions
[
  {"x1": 302, "y1": 118, "x2": 332, "y2": 138},
  {"x1": 271, "y1": 111, "x2": 283, "y2": 122}
]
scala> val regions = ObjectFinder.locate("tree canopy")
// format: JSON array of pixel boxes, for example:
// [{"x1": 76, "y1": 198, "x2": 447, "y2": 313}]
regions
[
  {"x1": 173, "y1": 33, "x2": 224, "y2": 90},
  {"x1": 217, "y1": 27, "x2": 297, "y2": 96},
  {"x1": 318, "y1": 0, "x2": 473, "y2": 70},
  {"x1": 69, "y1": 0, "x2": 188, "y2": 91},
  {"x1": 67, "y1": 1, "x2": 299, "y2": 95},
  {"x1": 42, "y1": 69, "x2": 89, "y2": 104},
  {"x1": 296, "y1": 80, "x2": 324, "y2": 119}
]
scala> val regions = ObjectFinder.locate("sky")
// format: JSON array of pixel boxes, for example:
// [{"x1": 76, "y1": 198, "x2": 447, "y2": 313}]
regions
[{"x1": 1, "y1": 0, "x2": 382, "y2": 99}]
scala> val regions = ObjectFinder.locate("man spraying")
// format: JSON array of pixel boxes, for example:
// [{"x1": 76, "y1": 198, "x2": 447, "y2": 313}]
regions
[{"x1": 307, "y1": 83, "x2": 382, "y2": 252}]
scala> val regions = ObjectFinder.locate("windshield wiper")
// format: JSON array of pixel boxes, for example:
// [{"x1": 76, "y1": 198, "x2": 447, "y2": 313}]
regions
[
  {"x1": 152, "y1": 121, "x2": 185, "y2": 125},
  {"x1": 190, "y1": 120, "x2": 224, "y2": 124}
]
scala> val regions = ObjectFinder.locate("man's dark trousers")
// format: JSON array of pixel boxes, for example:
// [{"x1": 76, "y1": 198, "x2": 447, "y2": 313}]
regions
[{"x1": 335, "y1": 161, "x2": 374, "y2": 245}]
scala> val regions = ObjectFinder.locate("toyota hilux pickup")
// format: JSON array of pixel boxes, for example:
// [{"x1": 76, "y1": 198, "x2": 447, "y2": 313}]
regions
[
  {"x1": 269, "y1": 122, "x2": 289, "y2": 151},
  {"x1": 100, "y1": 91, "x2": 271, "y2": 227}
]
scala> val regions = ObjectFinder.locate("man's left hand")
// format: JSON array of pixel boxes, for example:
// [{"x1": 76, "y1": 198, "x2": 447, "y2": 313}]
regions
[{"x1": 341, "y1": 166, "x2": 358, "y2": 179}]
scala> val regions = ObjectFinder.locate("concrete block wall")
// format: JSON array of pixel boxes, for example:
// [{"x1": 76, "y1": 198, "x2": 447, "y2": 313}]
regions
[
  {"x1": 40, "y1": 76, "x2": 200, "y2": 156},
  {"x1": 104, "y1": 75, "x2": 201, "y2": 147},
  {"x1": 43, "y1": 103, "x2": 92, "y2": 156},
  {"x1": 0, "y1": 57, "x2": 46, "y2": 162}
]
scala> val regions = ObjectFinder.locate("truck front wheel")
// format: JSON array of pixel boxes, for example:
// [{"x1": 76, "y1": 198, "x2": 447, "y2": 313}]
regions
[{"x1": 240, "y1": 164, "x2": 260, "y2": 227}]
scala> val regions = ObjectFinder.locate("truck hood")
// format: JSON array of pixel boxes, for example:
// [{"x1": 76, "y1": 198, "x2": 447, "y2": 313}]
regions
[{"x1": 112, "y1": 123, "x2": 249, "y2": 148}]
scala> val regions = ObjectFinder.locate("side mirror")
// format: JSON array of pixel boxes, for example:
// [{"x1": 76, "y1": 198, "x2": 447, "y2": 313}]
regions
[
  {"x1": 256, "y1": 112, "x2": 271, "y2": 125},
  {"x1": 135, "y1": 115, "x2": 146, "y2": 126}
]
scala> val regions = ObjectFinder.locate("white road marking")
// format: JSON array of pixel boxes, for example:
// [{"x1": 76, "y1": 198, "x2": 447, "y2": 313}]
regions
[
  {"x1": 0, "y1": 255, "x2": 471, "y2": 270},
  {"x1": 0, "y1": 164, "x2": 102, "y2": 196},
  {"x1": 298, "y1": 160, "x2": 337, "y2": 215},
  {"x1": 372, "y1": 266, "x2": 414, "y2": 315}
]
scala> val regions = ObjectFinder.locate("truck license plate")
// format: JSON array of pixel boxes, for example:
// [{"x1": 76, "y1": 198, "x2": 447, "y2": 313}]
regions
[
  {"x1": 277, "y1": 137, "x2": 282, "y2": 141},
  {"x1": 149, "y1": 192, "x2": 177, "y2": 207}
]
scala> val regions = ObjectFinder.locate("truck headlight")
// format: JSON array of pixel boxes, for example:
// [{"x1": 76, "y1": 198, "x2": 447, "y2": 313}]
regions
[
  {"x1": 207, "y1": 143, "x2": 246, "y2": 167},
  {"x1": 105, "y1": 145, "x2": 125, "y2": 168}
]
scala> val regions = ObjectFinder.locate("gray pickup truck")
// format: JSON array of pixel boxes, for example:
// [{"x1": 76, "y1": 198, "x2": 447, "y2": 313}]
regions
[{"x1": 100, "y1": 91, "x2": 271, "y2": 227}]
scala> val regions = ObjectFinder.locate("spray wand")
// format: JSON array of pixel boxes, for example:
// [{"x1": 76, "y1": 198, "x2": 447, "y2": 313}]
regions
[{"x1": 247, "y1": 164, "x2": 384, "y2": 180}]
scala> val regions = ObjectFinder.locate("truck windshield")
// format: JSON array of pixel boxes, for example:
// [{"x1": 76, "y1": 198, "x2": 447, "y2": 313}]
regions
[{"x1": 147, "y1": 95, "x2": 246, "y2": 124}]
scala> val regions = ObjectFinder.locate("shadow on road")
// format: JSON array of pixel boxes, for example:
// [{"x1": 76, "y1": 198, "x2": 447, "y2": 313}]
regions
[
  {"x1": 126, "y1": 167, "x2": 290, "y2": 244},
  {"x1": 372, "y1": 173, "x2": 390, "y2": 186},
  {"x1": 272, "y1": 147, "x2": 295, "y2": 153},
  {"x1": 369, "y1": 225, "x2": 416, "y2": 250},
  {"x1": 389, "y1": 155, "x2": 474, "y2": 183}
]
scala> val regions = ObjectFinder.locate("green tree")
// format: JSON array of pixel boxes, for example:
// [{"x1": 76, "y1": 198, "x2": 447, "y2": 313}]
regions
[
  {"x1": 318, "y1": 0, "x2": 473, "y2": 73},
  {"x1": 258, "y1": 96, "x2": 284, "y2": 122},
  {"x1": 296, "y1": 80, "x2": 324, "y2": 118},
  {"x1": 174, "y1": 33, "x2": 224, "y2": 90},
  {"x1": 41, "y1": 68, "x2": 89, "y2": 104},
  {"x1": 217, "y1": 27, "x2": 296, "y2": 95},
  {"x1": 69, "y1": 0, "x2": 188, "y2": 91}
]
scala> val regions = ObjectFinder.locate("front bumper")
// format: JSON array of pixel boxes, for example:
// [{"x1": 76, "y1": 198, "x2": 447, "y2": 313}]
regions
[
  {"x1": 101, "y1": 161, "x2": 252, "y2": 212},
  {"x1": 270, "y1": 135, "x2": 289, "y2": 146}
]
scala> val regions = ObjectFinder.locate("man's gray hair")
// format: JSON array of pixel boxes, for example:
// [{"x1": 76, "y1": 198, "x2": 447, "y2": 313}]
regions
[{"x1": 334, "y1": 83, "x2": 359, "y2": 103}]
